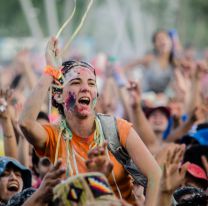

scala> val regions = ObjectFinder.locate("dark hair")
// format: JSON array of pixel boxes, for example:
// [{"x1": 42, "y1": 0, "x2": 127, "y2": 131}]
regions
[
  {"x1": 173, "y1": 186, "x2": 208, "y2": 206},
  {"x1": 183, "y1": 145, "x2": 208, "y2": 170},
  {"x1": 52, "y1": 60, "x2": 96, "y2": 117},
  {"x1": 31, "y1": 149, "x2": 40, "y2": 176},
  {"x1": 37, "y1": 111, "x2": 49, "y2": 122}
]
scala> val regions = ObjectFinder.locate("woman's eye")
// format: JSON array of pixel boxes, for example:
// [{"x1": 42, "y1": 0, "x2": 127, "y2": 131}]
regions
[
  {"x1": 89, "y1": 82, "x2": 95, "y2": 86},
  {"x1": 2, "y1": 171, "x2": 9, "y2": 177},
  {"x1": 71, "y1": 81, "x2": 80, "y2": 85},
  {"x1": 14, "y1": 172, "x2": 21, "y2": 177}
]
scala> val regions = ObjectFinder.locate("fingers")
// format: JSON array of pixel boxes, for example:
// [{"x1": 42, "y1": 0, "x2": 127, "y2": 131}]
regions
[
  {"x1": 46, "y1": 159, "x2": 65, "y2": 179},
  {"x1": 201, "y1": 155, "x2": 208, "y2": 173},
  {"x1": 88, "y1": 142, "x2": 107, "y2": 158},
  {"x1": 180, "y1": 161, "x2": 190, "y2": 177},
  {"x1": 173, "y1": 144, "x2": 185, "y2": 164}
]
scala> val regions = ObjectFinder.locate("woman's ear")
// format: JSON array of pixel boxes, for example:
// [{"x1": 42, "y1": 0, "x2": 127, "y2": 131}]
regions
[{"x1": 53, "y1": 93, "x2": 64, "y2": 104}]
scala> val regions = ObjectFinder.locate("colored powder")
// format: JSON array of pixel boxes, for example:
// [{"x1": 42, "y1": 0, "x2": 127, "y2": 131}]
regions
[
  {"x1": 65, "y1": 92, "x2": 76, "y2": 111},
  {"x1": 92, "y1": 97, "x2": 97, "y2": 109}
]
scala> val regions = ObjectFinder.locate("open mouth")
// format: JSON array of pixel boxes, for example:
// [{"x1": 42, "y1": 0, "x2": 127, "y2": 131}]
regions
[
  {"x1": 7, "y1": 183, "x2": 19, "y2": 192},
  {"x1": 78, "y1": 97, "x2": 90, "y2": 105}
]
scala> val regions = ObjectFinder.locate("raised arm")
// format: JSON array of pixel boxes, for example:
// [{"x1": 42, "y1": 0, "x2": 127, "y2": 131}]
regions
[
  {"x1": 19, "y1": 37, "x2": 62, "y2": 150},
  {"x1": 118, "y1": 81, "x2": 158, "y2": 151},
  {"x1": 125, "y1": 128, "x2": 162, "y2": 206},
  {"x1": 123, "y1": 54, "x2": 153, "y2": 72},
  {"x1": 0, "y1": 89, "x2": 18, "y2": 158}
]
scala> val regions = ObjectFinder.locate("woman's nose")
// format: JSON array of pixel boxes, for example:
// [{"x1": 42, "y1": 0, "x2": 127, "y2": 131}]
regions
[{"x1": 80, "y1": 83, "x2": 90, "y2": 93}]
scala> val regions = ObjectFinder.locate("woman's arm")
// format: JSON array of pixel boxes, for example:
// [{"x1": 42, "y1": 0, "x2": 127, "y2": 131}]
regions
[
  {"x1": 123, "y1": 54, "x2": 153, "y2": 72},
  {"x1": 19, "y1": 37, "x2": 61, "y2": 150},
  {"x1": 118, "y1": 82, "x2": 157, "y2": 150},
  {"x1": 0, "y1": 90, "x2": 18, "y2": 158},
  {"x1": 125, "y1": 128, "x2": 162, "y2": 206}
]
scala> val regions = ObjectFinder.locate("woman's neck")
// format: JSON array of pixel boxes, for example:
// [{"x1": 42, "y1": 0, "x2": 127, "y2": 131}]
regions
[
  {"x1": 156, "y1": 53, "x2": 170, "y2": 69},
  {"x1": 65, "y1": 114, "x2": 96, "y2": 138}
]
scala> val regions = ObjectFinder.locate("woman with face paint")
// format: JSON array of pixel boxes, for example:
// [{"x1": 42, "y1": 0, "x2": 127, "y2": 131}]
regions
[{"x1": 19, "y1": 37, "x2": 162, "y2": 206}]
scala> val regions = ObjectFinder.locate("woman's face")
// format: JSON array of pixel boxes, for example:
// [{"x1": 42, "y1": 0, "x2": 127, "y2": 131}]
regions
[
  {"x1": 62, "y1": 67, "x2": 98, "y2": 118},
  {"x1": 154, "y1": 31, "x2": 172, "y2": 54},
  {"x1": 0, "y1": 167, "x2": 23, "y2": 203}
]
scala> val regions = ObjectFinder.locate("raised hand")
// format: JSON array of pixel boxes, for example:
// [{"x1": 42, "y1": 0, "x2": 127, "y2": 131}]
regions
[
  {"x1": 161, "y1": 144, "x2": 189, "y2": 192},
  {"x1": 86, "y1": 142, "x2": 114, "y2": 177},
  {"x1": 45, "y1": 37, "x2": 62, "y2": 69},
  {"x1": 0, "y1": 89, "x2": 13, "y2": 120},
  {"x1": 35, "y1": 159, "x2": 65, "y2": 203},
  {"x1": 127, "y1": 81, "x2": 141, "y2": 109}
]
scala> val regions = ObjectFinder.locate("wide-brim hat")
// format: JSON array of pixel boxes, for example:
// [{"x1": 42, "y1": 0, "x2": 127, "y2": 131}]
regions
[{"x1": 0, "y1": 157, "x2": 31, "y2": 189}]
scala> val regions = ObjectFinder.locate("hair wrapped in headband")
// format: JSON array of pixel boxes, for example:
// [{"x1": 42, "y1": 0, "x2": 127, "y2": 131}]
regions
[{"x1": 50, "y1": 60, "x2": 96, "y2": 116}]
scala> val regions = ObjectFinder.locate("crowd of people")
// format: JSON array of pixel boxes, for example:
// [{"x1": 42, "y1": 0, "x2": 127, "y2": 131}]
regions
[{"x1": 0, "y1": 29, "x2": 208, "y2": 206}]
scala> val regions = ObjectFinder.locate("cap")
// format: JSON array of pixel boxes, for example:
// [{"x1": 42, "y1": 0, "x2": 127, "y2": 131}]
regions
[
  {"x1": 189, "y1": 129, "x2": 208, "y2": 146},
  {"x1": 0, "y1": 157, "x2": 32, "y2": 189},
  {"x1": 187, "y1": 163, "x2": 208, "y2": 181},
  {"x1": 144, "y1": 106, "x2": 171, "y2": 119}
]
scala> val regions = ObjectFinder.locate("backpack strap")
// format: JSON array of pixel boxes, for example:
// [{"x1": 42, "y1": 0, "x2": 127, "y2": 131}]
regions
[
  {"x1": 97, "y1": 113, "x2": 129, "y2": 164},
  {"x1": 96, "y1": 113, "x2": 147, "y2": 187}
]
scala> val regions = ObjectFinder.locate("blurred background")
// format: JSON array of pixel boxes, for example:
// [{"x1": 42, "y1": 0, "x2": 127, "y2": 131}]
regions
[{"x1": 0, "y1": 0, "x2": 208, "y2": 64}]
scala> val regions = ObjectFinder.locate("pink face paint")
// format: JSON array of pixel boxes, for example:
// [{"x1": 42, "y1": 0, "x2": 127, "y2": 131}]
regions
[{"x1": 65, "y1": 92, "x2": 76, "y2": 111}]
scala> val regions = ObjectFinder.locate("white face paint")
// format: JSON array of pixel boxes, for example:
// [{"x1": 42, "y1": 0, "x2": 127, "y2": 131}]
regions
[{"x1": 63, "y1": 66, "x2": 94, "y2": 86}]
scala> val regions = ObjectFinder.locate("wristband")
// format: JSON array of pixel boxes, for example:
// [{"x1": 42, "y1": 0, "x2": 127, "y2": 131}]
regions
[{"x1": 44, "y1": 65, "x2": 62, "y2": 80}]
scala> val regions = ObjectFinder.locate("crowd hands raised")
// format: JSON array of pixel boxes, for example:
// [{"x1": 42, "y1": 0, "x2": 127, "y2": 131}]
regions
[{"x1": 0, "y1": 29, "x2": 208, "y2": 206}]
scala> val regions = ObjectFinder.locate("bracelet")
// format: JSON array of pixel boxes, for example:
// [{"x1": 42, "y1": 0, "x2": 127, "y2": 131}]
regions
[{"x1": 44, "y1": 65, "x2": 62, "y2": 80}]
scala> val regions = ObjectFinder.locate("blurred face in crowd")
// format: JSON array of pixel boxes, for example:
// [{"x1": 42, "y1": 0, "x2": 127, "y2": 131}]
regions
[
  {"x1": 37, "y1": 157, "x2": 52, "y2": 179},
  {"x1": 0, "y1": 166, "x2": 23, "y2": 203},
  {"x1": 62, "y1": 67, "x2": 98, "y2": 119},
  {"x1": 148, "y1": 110, "x2": 168, "y2": 134},
  {"x1": 154, "y1": 31, "x2": 172, "y2": 54}
]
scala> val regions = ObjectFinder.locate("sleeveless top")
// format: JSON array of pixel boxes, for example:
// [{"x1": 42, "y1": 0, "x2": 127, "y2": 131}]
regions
[{"x1": 142, "y1": 59, "x2": 173, "y2": 93}]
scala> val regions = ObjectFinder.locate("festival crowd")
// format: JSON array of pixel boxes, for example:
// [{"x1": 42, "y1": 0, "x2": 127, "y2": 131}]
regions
[{"x1": 0, "y1": 29, "x2": 208, "y2": 206}]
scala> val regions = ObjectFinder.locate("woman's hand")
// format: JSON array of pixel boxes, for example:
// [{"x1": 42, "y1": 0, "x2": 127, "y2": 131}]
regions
[
  {"x1": 34, "y1": 160, "x2": 65, "y2": 203},
  {"x1": 45, "y1": 37, "x2": 62, "y2": 69},
  {"x1": 127, "y1": 81, "x2": 141, "y2": 109},
  {"x1": 161, "y1": 144, "x2": 189, "y2": 192},
  {"x1": 0, "y1": 89, "x2": 13, "y2": 120},
  {"x1": 86, "y1": 142, "x2": 114, "y2": 177}
]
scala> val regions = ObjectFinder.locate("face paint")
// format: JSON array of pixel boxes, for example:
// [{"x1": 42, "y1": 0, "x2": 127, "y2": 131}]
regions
[
  {"x1": 64, "y1": 69, "x2": 79, "y2": 86},
  {"x1": 92, "y1": 97, "x2": 97, "y2": 109},
  {"x1": 65, "y1": 92, "x2": 76, "y2": 111},
  {"x1": 64, "y1": 67, "x2": 95, "y2": 86}
]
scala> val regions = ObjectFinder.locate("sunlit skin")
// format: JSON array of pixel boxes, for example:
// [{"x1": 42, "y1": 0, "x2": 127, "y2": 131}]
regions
[
  {"x1": 62, "y1": 67, "x2": 98, "y2": 119},
  {"x1": 0, "y1": 167, "x2": 23, "y2": 203}
]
